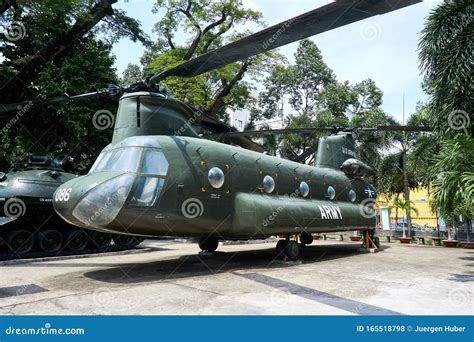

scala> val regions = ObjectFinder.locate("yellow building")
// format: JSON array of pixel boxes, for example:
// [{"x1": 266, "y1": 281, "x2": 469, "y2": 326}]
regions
[{"x1": 377, "y1": 187, "x2": 438, "y2": 227}]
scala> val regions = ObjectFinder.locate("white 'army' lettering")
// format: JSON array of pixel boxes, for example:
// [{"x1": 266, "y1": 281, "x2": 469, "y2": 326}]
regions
[{"x1": 318, "y1": 205, "x2": 343, "y2": 220}]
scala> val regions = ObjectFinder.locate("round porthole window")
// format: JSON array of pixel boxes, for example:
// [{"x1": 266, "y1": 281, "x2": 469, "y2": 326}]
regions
[
  {"x1": 208, "y1": 167, "x2": 225, "y2": 189},
  {"x1": 327, "y1": 186, "x2": 336, "y2": 200},
  {"x1": 299, "y1": 181, "x2": 309, "y2": 197},
  {"x1": 349, "y1": 189, "x2": 357, "y2": 202},
  {"x1": 262, "y1": 175, "x2": 275, "y2": 194}
]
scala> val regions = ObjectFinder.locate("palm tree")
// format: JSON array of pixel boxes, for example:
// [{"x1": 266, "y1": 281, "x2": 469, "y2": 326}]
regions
[
  {"x1": 390, "y1": 197, "x2": 419, "y2": 238},
  {"x1": 430, "y1": 134, "x2": 474, "y2": 241},
  {"x1": 419, "y1": 0, "x2": 473, "y2": 136}
]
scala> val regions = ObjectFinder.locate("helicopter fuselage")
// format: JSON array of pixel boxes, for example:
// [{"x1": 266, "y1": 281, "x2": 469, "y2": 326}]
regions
[{"x1": 53, "y1": 134, "x2": 376, "y2": 239}]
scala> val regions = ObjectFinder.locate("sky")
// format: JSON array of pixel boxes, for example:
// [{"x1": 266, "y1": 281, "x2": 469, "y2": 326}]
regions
[{"x1": 111, "y1": 0, "x2": 443, "y2": 123}]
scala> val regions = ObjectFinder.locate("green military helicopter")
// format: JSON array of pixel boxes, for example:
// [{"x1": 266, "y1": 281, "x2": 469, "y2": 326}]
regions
[{"x1": 1, "y1": 0, "x2": 425, "y2": 261}]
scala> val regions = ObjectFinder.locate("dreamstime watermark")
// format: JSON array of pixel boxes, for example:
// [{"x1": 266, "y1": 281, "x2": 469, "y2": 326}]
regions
[
  {"x1": 88, "y1": 193, "x2": 119, "y2": 225},
  {"x1": 359, "y1": 21, "x2": 381, "y2": 41},
  {"x1": 262, "y1": 16, "x2": 297, "y2": 50},
  {"x1": 174, "y1": 108, "x2": 204, "y2": 136},
  {"x1": 271, "y1": 287, "x2": 291, "y2": 307},
  {"x1": 448, "y1": 288, "x2": 472, "y2": 307},
  {"x1": 5, "y1": 323, "x2": 85, "y2": 336},
  {"x1": 92, "y1": 109, "x2": 115, "y2": 130},
  {"x1": 3, "y1": 197, "x2": 26, "y2": 218},
  {"x1": 1, "y1": 101, "x2": 33, "y2": 135},
  {"x1": 2, "y1": 21, "x2": 26, "y2": 41},
  {"x1": 93, "y1": 288, "x2": 115, "y2": 307},
  {"x1": 359, "y1": 198, "x2": 376, "y2": 219},
  {"x1": 181, "y1": 198, "x2": 204, "y2": 219},
  {"x1": 262, "y1": 190, "x2": 300, "y2": 227},
  {"x1": 448, "y1": 110, "x2": 470, "y2": 130}
]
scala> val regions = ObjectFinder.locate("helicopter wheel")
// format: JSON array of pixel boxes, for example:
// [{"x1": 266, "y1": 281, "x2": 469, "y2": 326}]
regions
[
  {"x1": 299, "y1": 232, "x2": 313, "y2": 245},
  {"x1": 113, "y1": 235, "x2": 144, "y2": 248},
  {"x1": 37, "y1": 230, "x2": 63, "y2": 253},
  {"x1": 198, "y1": 237, "x2": 218, "y2": 252},
  {"x1": 66, "y1": 230, "x2": 89, "y2": 252},
  {"x1": 7, "y1": 230, "x2": 35, "y2": 255},
  {"x1": 276, "y1": 239, "x2": 301, "y2": 261},
  {"x1": 89, "y1": 232, "x2": 112, "y2": 250}
]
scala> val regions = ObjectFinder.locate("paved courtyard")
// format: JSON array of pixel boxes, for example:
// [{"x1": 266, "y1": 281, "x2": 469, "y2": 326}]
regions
[{"x1": 0, "y1": 240, "x2": 472, "y2": 315}]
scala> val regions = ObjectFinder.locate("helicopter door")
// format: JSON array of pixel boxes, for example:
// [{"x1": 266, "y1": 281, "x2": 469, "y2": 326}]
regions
[{"x1": 130, "y1": 150, "x2": 169, "y2": 207}]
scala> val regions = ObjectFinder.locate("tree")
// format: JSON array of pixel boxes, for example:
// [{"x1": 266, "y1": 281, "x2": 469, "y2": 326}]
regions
[
  {"x1": 419, "y1": 0, "x2": 473, "y2": 136},
  {"x1": 120, "y1": 63, "x2": 144, "y2": 86},
  {"x1": 144, "y1": 0, "x2": 277, "y2": 122},
  {"x1": 429, "y1": 133, "x2": 474, "y2": 241},
  {"x1": 0, "y1": 1, "x2": 146, "y2": 173},
  {"x1": 390, "y1": 197, "x2": 419, "y2": 238}
]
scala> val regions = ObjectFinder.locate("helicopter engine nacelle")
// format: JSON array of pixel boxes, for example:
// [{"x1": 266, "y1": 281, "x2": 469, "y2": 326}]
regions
[{"x1": 340, "y1": 158, "x2": 373, "y2": 179}]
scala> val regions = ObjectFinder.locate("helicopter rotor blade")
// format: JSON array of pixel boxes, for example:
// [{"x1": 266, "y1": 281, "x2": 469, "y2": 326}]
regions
[
  {"x1": 0, "y1": 86, "x2": 123, "y2": 113},
  {"x1": 150, "y1": 0, "x2": 421, "y2": 83},
  {"x1": 210, "y1": 125, "x2": 432, "y2": 138}
]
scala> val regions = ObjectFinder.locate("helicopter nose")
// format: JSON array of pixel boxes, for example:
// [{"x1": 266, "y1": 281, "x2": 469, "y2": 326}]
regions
[{"x1": 53, "y1": 172, "x2": 135, "y2": 228}]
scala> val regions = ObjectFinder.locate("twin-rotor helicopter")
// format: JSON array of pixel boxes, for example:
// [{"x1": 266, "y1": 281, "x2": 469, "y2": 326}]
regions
[{"x1": 1, "y1": 0, "x2": 426, "y2": 260}]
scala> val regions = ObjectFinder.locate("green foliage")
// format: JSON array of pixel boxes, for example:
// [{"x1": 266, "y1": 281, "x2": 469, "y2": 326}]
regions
[
  {"x1": 429, "y1": 133, "x2": 474, "y2": 223},
  {"x1": 146, "y1": 0, "x2": 271, "y2": 121},
  {"x1": 0, "y1": 1, "x2": 146, "y2": 173},
  {"x1": 419, "y1": 0, "x2": 473, "y2": 136}
]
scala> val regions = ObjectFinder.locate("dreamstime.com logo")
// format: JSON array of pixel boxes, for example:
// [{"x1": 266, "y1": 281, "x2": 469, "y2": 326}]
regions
[
  {"x1": 359, "y1": 198, "x2": 376, "y2": 219},
  {"x1": 4, "y1": 323, "x2": 85, "y2": 336},
  {"x1": 2, "y1": 21, "x2": 26, "y2": 41},
  {"x1": 448, "y1": 110, "x2": 470, "y2": 130},
  {"x1": 359, "y1": 21, "x2": 381, "y2": 41},
  {"x1": 181, "y1": 198, "x2": 204, "y2": 219},
  {"x1": 92, "y1": 109, "x2": 115, "y2": 130},
  {"x1": 448, "y1": 288, "x2": 472, "y2": 307},
  {"x1": 3, "y1": 198, "x2": 26, "y2": 218}
]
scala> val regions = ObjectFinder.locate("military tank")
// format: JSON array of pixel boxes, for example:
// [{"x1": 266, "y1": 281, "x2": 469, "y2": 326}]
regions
[{"x1": 0, "y1": 155, "x2": 144, "y2": 259}]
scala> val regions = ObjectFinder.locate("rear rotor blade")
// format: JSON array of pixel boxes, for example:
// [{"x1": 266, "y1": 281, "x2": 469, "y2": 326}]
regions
[
  {"x1": 151, "y1": 0, "x2": 421, "y2": 82},
  {"x1": 211, "y1": 125, "x2": 432, "y2": 138}
]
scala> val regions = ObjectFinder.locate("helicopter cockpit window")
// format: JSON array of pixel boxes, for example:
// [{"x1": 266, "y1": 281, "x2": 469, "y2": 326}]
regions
[
  {"x1": 130, "y1": 177, "x2": 164, "y2": 206},
  {"x1": 89, "y1": 147, "x2": 141, "y2": 173},
  {"x1": 130, "y1": 150, "x2": 169, "y2": 206},
  {"x1": 141, "y1": 150, "x2": 169, "y2": 176}
]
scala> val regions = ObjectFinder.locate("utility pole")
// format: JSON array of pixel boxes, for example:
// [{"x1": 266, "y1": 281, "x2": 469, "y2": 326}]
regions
[{"x1": 401, "y1": 93, "x2": 412, "y2": 237}]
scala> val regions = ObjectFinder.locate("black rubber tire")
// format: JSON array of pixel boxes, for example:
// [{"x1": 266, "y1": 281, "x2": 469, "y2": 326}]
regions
[
  {"x1": 276, "y1": 239, "x2": 287, "y2": 251},
  {"x1": 198, "y1": 237, "x2": 218, "y2": 252},
  {"x1": 90, "y1": 232, "x2": 112, "y2": 249},
  {"x1": 299, "y1": 232, "x2": 313, "y2": 245},
  {"x1": 283, "y1": 240, "x2": 301, "y2": 261},
  {"x1": 67, "y1": 230, "x2": 89, "y2": 252},
  {"x1": 7, "y1": 230, "x2": 34, "y2": 255},
  {"x1": 113, "y1": 235, "x2": 144, "y2": 248},
  {"x1": 37, "y1": 230, "x2": 63, "y2": 253}
]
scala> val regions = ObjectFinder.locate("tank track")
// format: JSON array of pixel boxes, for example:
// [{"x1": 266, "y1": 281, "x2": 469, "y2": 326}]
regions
[{"x1": 0, "y1": 211, "x2": 144, "y2": 261}]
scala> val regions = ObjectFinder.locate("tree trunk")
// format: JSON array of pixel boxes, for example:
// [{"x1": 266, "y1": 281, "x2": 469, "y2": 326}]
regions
[{"x1": 402, "y1": 150, "x2": 412, "y2": 237}]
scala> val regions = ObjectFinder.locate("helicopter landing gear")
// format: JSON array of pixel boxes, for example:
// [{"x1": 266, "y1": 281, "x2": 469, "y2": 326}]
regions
[
  {"x1": 198, "y1": 237, "x2": 219, "y2": 253},
  {"x1": 37, "y1": 229, "x2": 63, "y2": 253},
  {"x1": 276, "y1": 238, "x2": 301, "y2": 261},
  {"x1": 299, "y1": 232, "x2": 313, "y2": 246},
  {"x1": 359, "y1": 229, "x2": 380, "y2": 252}
]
